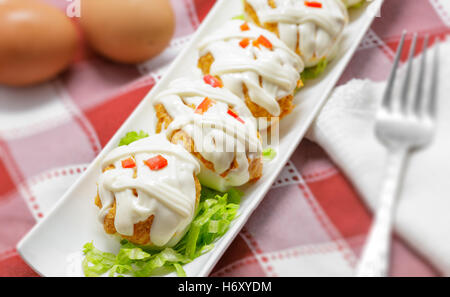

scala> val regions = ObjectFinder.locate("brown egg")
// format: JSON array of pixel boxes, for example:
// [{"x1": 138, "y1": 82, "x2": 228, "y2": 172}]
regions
[
  {"x1": 80, "y1": 0, "x2": 175, "y2": 64},
  {"x1": 0, "y1": 0, "x2": 78, "y2": 87}
]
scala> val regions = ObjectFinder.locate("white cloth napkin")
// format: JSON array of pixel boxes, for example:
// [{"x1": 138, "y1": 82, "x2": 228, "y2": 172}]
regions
[{"x1": 306, "y1": 39, "x2": 450, "y2": 276}]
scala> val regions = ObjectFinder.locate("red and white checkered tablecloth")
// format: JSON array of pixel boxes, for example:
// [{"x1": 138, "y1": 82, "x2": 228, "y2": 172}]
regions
[{"x1": 1, "y1": 0, "x2": 449, "y2": 277}]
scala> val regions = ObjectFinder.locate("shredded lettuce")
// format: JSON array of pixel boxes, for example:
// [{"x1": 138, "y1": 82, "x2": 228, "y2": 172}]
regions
[
  {"x1": 83, "y1": 187, "x2": 243, "y2": 277},
  {"x1": 301, "y1": 58, "x2": 328, "y2": 80},
  {"x1": 82, "y1": 242, "x2": 117, "y2": 277},
  {"x1": 262, "y1": 147, "x2": 277, "y2": 161},
  {"x1": 118, "y1": 130, "x2": 149, "y2": 146}
]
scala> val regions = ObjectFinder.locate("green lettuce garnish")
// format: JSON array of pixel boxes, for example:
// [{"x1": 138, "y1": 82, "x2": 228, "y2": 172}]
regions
[
  {"x1": 301, "y1": 58, "x2": 328, "y2": 80},
  {"x1": 262, "y1": 147, "x2": 277, "y2": 161},
  {"x1": 82, "y1": 187, "x2": 242, "y2": 277},
  {"x1": 118, "y1": 130, "x2": 149, "y2": 146},
  {"x1": 348, "y1": 0, "x2": 365, "y2": 9},
  {"x1": 82, "y1": 243, "x2": 117, "y2": 277},
  {"x1": 232, "y1": 14, "x2": 245, "y2": 20}
]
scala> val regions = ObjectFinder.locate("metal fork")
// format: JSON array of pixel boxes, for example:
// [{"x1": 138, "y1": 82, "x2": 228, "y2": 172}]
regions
[{"x1": 356, "y1": 32, "x2": 440, "y2": 277}]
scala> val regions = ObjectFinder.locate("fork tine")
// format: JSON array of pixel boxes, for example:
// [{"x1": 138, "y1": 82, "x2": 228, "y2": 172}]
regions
[
  {"x1": 413, "y1": 35, "x2": 429, "y2": 115},
  {"x1": 382, "y1": 32, "x2": 407, "y2": 111},
  {"x1": 427, "y1": 39, "x2": 440, "y2": 119},
  {"x1": 400, "y1": 33, "x2": 418, "y2": 113}
]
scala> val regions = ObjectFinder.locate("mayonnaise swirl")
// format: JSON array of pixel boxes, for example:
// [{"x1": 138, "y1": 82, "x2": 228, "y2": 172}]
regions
[
  {"x1": 198, "y1": 20, "x2": 304, "y2": 117},
  {"x1": 97, "y1": 135, "x2": 200, "y2": 247},
  {"x1": 245, "y1": 0, "x2": 349, "y2": 67},
  {"x1": 154, "y1": 78, "x2": 262, "y2": 191}
]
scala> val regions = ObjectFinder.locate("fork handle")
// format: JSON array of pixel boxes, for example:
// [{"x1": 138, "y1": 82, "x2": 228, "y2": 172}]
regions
[{"x1": 356, "y1": 149, "x2": 409, "y2": 277}]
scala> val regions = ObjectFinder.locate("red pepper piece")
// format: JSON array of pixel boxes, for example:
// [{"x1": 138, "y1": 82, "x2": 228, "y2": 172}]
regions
[
  {"x1": 203, "y1": 75, "x2": 223, "y2": 88},
  {"x1": 305, "y1": 1, "x2": 322, "y2": 8},
  {"x1": 239, "y1": 38, "x2": 250, "y2": 48},
  {"x1": 121, "y1": 158, "x2": 136, "y2": 169},
  {"x1": 256, "y1": 35, "x2": 273, "y2": 49},
  {"x1": 227, "y1": 109, "x2": 245, "y2": 124},
  {"x1": 240, "y1": 22, "x2": 250, "y2": 31},
  {"x1": 144, "y1": 155, "x2": 168, "y2": 171},
  {"x1": 195, "y1": 97, "x2": 213, "y2": 114}
]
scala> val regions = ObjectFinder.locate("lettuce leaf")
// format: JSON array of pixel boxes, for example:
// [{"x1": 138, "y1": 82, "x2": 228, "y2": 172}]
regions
[
  {"x1": 301, "y1": 58, "x2": 328, "y2": 80},
  {"x1": 82, "y1": 187, "x2": 243, "y2": 277},
  {"x1": 118, "y1": 130, "x2": 149, "y2": 146},
  {"x1": 262, "y1": 147, "x2": 277, "y2": 161}
]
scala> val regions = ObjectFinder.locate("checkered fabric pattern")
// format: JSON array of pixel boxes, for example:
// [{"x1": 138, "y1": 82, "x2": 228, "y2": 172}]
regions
[{"x1": 1, "y1": 0, "x2": 448, "y2": 277}]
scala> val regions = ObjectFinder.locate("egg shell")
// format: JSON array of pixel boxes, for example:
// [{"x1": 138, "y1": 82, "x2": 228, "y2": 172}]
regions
[
  {"x1": 0, "y1": 0, "x2": 78, "y2": 87},
  {"x1": 80, "y1": 0, "x2": 175, "y2": 64}
]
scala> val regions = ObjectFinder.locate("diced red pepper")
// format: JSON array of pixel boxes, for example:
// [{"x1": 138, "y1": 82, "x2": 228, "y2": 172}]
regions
[
  {"x1": 195, "y1": 97, "x2": 213, "y2": 114},
  {"x1": 227, "y1": 109, "x2": 245, "y2": 124},
  {"x1": 239, "y1": 38, "x2": 250, "y2": 48},
  {"x1": 240, "y1": 22, "x2": 250, "y2": 31},
  {"x1": 256, "y1": 35, "x2": 273, "y2": 49},
  {"x1": 304, "y1": 1, "x2": 322, "y2": 8},
  {"x1": 203, "y1": 75, "x2": 223, "y2": 88},
  {"x1": 144, "y1": 155, "x2": 168, "y2": 171},
  {"x1": 121, "y1": 158, "x2": 136, "y2": 169}
]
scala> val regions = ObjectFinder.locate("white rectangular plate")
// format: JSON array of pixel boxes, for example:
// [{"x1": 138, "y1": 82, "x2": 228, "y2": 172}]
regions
[{"x1": 17, "y1": 0, "x2": 384, "y2": 277}]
